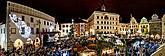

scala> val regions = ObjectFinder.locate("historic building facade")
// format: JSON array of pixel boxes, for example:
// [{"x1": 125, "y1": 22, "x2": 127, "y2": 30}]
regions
[
  {"x1": 149, "y1": 14, "x2": 162, "y2": 35},
  {"x1": 139, "y1": 17, "x2": 149, "y2": 35},
  {"x1": 6, "y1": 1, "x2": 55, "y2": 50},
  {"x1": 128, "y1": 16, "x2": 139, "y2": 34},
  {"x1": 161, "y1": 14, "x2": 165, "y2": 37},
  {"x1": 118, "y1": 23, "x2": 129, "y2": 35},
  {"x1": 87, "y1": 11, "x2": 120, "y2": 35},
  {"x1": 60, "y1": 23, "x2": 72, "y2": 37},
  {"x1": 0, "y1": 24, "x2": 7, "y2": 50},
  {"x1": 60, "y1": 22, "x2": 86, "y2": 37}
]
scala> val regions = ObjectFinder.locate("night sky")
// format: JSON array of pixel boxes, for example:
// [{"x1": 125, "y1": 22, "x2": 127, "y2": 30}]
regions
[{"x1": 1, "y1": 0, "x2": 165, "y2": 23}]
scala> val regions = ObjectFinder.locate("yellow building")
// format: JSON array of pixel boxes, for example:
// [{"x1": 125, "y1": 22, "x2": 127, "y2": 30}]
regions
[
  {"x1": 139, "y1": 17, "x2": 149, "y2": 35},
  {"x1": 129, "y1": 16, "x2": 139, "y2": 34},
  {"x1": 118, "y1": 23, "x2": 129, "y2": 35}
]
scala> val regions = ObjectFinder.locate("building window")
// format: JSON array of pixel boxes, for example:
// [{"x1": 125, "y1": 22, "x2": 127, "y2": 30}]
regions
[
  {"x1": 113, "y1": 17, "x2": 114, "y2": 20},
  {"x1": 42, "y1": 28, "x2": 44, "y2": 32},
  {"x1": 110, "y1": 26, "x2": 111, "y2": 29},
  {"x1": 44, "y1": 21, "x2": 46, "y2": 25},
  {"x1": 101, "y1": 21, "x2": 103, "y2": 24},
  {"x1": 1, "y1": 29, "x2": 2, "y2": 33},
  {"x1": 97, "y1": 16, "x2": 99, "y2": 19},
  {"x1": 97, "y1": 26, "x2": 99, "y2": 29},
  {"x1": 47, "y1": 22, "x2": 49, "y2": 25},
  {"x1": 36, "y1": 28, "x2": 39, "y2": 34},
  {"x1": 107, "y1": 26, "x2": 109, "y2": 29},
  {"x1": 31, "y1": 27, "x2": 34, "y2": 34},
  {"x1": 104, "y1": 26, "x2": 106, "y2": 29},
  {"x1": 110, "y1": 22, "x2": 111, "y2": 25},
  {"x1": 116, "y1": 18, "x2": 118, "y2": 20},
  {"x1": 107, "y1": 21, "x2": 109, "y2": 24},
  {"x1": 110, "y1": 17, "x2": 111, "y2": 20},
  {"x1": 21, "y1": 27, "x2": 25, "y2": 34},
  {"x1": 116, "y1": 22, "x2": 117, "y2": 25},
  {"x1": 22, "y1": 16, "x2": 25, "y2": 21},
  {"x1": 101, "y1": 26, "x2": 103, "y2": 29},
  {"x1": 66, "y1": 30, "x2": 68, "y2": 33},
  {"x1": 63, "y1": 30, "x2": 65, "y2": 32},
  {"x1": 101, "y1": 16, "x2": 103, "y2": 19},
  {"x1": 97, "y1": 21, "x2": 99, "y2": 24},
  {"x1": 63, "y1": 25, "x2": 65, "y2": 28},
  {"x1": 30, "y1": 17, "x2": 33, "y2": 22},
  {"x1": 66, "y1": 25, "x2": 68, "y2": 27},
  {"x1": 104, "y1": 15, "x2": 108, "y2": 20},
  {"x1": 11, "y1": 28, "x2": 16, "y2": 34},
  {"x1": 104, "y1": 21, "x2": 106, "y2": 24}
]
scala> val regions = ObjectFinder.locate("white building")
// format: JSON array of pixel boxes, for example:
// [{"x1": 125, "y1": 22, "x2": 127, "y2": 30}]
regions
[
  {"x1": 6, "y1": 1, "x2": 55, "y2": 50},
  {"x1": 87, "y1": 5, "x2": 120, "y2": 35},
  {"x1": 60, "y1": 23, "x2": 72, "y2": 37},
  {"x1": 88, "y1": 11, "x2": 120, "y2": 34},
  {"x1": 0, "y1": 24, "x2": 7, "y2": 50}
]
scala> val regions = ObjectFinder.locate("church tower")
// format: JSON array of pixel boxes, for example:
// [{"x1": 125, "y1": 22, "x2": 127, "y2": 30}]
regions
[{"x1": 101, "y1": 0, "x2": 106, "y2": 11}]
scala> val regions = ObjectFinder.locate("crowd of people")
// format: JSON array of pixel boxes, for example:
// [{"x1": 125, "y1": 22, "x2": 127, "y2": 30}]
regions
[{"x1": 127, "y1": 39, "x2": 160, "y2": 56}]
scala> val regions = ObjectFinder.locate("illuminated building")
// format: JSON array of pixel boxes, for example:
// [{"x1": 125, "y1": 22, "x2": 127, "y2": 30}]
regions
[
  {"x1": 87, "y1": 4, "x2": 120, "y2": 35},
  {"x1": 149, "y1": 14, "x2": 162, "y2": 35},
  {"x1": 6, "y1": 1, "x2": 55, "y2": 50},
  {"x1": 139, "y1": 17, "x2": 149, "y2": 35},
  {"x1": 118, "y1": 15, "x2": 139, "y2": 36},
  {"x1": 0, "y1": 24, "x2": 7, "y2": 50},
  {"x1": 129, "y1": 16, "x2": 139, "y2": 35},
  {"x1": 74, "y1": 23, "x2": 86, "y2": 37},
  {"x1": 60, "y1": 23, "x2": 72, "y2": 37},
  {"x1": 60, "y1": 22, "x2": 86, "y2": 37},
  {"x1": 162, "y1": 14, "x2": 165, "y2": 37},
  {"x1": 118, "y1": 23, "x2": 129, "y2": 35}
]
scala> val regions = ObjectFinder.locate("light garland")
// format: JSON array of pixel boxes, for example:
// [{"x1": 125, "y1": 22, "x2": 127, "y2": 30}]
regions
[{"x1": 9, "y1": 13, "x2": 31, "y2": 38}]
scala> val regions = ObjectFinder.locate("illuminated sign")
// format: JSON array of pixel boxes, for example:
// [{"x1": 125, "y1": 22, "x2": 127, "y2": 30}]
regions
[{"x1": 9, "y1": 13, "x2": 31, "y2": 38}]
